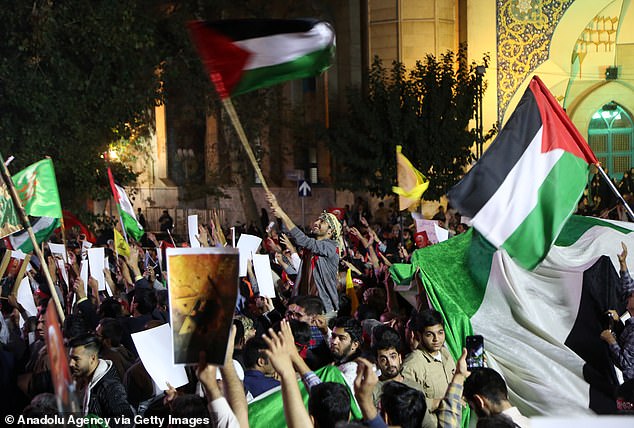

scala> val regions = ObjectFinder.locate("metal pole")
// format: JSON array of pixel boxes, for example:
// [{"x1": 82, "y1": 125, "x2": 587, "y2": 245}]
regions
[
  {"x1": 597, "y1": 164, "x2": 634, "y2": 221},
  {"x1": 301, "y1": 197, "x2": 305, "y2": 231}
]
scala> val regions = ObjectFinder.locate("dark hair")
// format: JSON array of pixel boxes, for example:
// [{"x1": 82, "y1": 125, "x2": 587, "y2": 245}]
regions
[
  {"x1": 308, "y1": 382, "x2": 351, "y2": 428},
  {"x1": 380, "y1": 382, "x2": 427, "y2": 428},
  {"x1": 170, "y1": 394, "x2": 210, "y2": 424},
  {"x1": 134, "y1": 288, "x2": 157, "y2": 315},
  {"x1": 463, "y1": 368, "x2": 509, "y2": 405},
  {"x1": 98, "y1": 317, "x2": 123, "y2": 347},
  {"x1": 355, "y1": 304, "x2": 379, "y2": 321},
  {"x1": 373, "y1": 326, "x2": 401, "y2": 354},
  {"x1": 332, "y1": 316, "x2": 363, "y2": 344},
  {"x1": 294, "y1": 296, "x2": 325, "y2": 315},
  {"x1": 63, "y1": 313, "x2": 90, "y2": 340},
  {"x1": 288, "y1": 319, "x2": 311, "y2": 346},
  {"x1": 408, "y1": 309, "x2": 444, "y2": 333},
  {"x1": 98, "y1": 297, "x2": 122, "y2": 318},
  {"x1": 475, "y1": 413, "x2": 520, "y2": 428},
  {"x1": 22, "y1": 393, "x2": 58, "y2": 423},
  {"x1": 156, "y1": 289, "x2": 169, "y2": 309},
  {"x1": 243, "y1": 336, "x2": 268, "y2": 369},
  {"x1": 68, "y1": 333, "x2": 101, "y2": 354}
]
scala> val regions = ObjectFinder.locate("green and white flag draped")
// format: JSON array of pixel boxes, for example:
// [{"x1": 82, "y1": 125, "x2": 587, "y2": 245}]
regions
[{"x1": 391, "y1": 215, "x2": 634, "y2": 416}]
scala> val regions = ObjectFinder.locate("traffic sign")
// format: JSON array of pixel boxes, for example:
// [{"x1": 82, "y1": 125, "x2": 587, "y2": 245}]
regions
[{"x1": 298, "y1": 180, "x2": 312, "y2": 197}]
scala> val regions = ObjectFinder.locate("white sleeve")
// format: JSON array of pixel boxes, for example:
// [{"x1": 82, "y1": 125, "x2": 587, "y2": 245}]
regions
[
  {"x1": 290, "y1": 252, "x2": 302, "y2": 271},
  {"x1": 208, "y1": 397, "x2": 240, "y2": 428}
]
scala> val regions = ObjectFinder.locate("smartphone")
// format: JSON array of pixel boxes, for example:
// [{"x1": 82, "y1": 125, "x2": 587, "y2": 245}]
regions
[{"x1": 466, "y1": 335, "x2": 485, "y2": 370}]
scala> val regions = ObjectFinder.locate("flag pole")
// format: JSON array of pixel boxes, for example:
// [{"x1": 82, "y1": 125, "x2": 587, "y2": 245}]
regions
[
  {"x1": 596, "y1": 164, "x2": 634, "y2": 221},
  {"x1": 221, "y1": 97, "x2": 270, "y2": 193},
  {"x1": 0, "y1": 160, "x2": 65, "y2": 322}
]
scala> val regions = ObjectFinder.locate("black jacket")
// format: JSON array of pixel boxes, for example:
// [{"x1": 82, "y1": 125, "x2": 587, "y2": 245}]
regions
[{"x1": 85, "y1": 359, "x2": 134, "y2": 428}]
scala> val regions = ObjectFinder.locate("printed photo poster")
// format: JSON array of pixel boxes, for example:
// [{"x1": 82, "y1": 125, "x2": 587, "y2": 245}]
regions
[
  {"x1": 0, "y1": 249, "x2": 31, "y2": 299},
  {"x1": 167, "y1": 247, "x2": 239, "y2": 365},
  {"x1": 45, "y1": 300, "x2": 80, "y2": 414}
]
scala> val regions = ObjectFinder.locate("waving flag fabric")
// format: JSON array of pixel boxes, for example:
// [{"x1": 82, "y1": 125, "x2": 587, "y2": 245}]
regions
[
  {"x1": 392, "y1": 145, "x2": 429, "y2": 211},
  {"x1": 448, "y1": 76, "x2": 598, "y2": 269},
  {"x1": 187, "y1": 19, "x2": 335, "y2": 98},
  {"x1": 107, "y1": 168, "x2": 144, "y2": 241},
  {"x1": 248, "y1": 365, "x2": 361, "y2": 428},
  {"x1": 8, "y1": 216, "x2": 60, "y2": 253},
  {"x1": 391, "y1": 215, "x2": 633, "y2": 416},
  {"x1": 12, "y1": 158, "x2": 63, "y2": 219}
]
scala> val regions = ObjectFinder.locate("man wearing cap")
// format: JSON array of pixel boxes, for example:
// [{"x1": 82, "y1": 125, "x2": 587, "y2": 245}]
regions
[
  {"x1": 601, "y1": 242, "x2": 634, "y2": 382},
  {"x1": 267, "y1": 193, "x2": 341, "y2": 317}
]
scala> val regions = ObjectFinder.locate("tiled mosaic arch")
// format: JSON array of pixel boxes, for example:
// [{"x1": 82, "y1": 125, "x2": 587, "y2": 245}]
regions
[{"x1": 496, "y1": 0, "x2": 575, "y2": 122}]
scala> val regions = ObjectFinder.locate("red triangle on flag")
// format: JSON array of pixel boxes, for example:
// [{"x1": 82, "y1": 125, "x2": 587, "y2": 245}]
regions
[{"x1": 187, "y1": 21, "x2": 252, "y2": 98}]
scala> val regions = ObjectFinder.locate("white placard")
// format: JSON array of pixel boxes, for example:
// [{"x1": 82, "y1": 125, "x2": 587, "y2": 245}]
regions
[
  {"x1": 415, "y1": 219, "x2": 440, "y2": 244},
  {"x1": 48, "y1": 243, "x2": 68, "y2": 263},
  {"x1": 236, "y1": 234, "x2": 262, "y2": 277},
  {"x1": 253, "y1": 254, "x2": 275, "y2": 298},
  {"x1": 87, "y1": 247, "x2": 106, "y2": 291},
  {"x1": 79, "y1": 260, "x2": 88, "y2": 296},
  {"x1": 188, "y1": 215, "x2": 200, "y2": 248},
  {"x1": 433, "y1": 223, "x2": 449, "y2": 243},
  {"x1": 16, "y1": 277, "x2": 37, "y2": 329},
  {"x1": 11, "y1": 250, "x2": 27, "y2": 260},
  {"x1": 131, "y1": 324, "x2": 188, "y2": 390},
  {"x1": 56, "y1": 259, "x2": 69, "y2": 288}
]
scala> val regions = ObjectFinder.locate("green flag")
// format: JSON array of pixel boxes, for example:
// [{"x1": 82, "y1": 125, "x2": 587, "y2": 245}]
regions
[
  {"x1": 248, "y1": 366, "x2": 361, "y2": 428},
  {"x1": 12, "y1": 159, "x2": 63, "y2": 219},
  {"x1": 0, "y1": 181, "x2": 22, "y2": 238}
]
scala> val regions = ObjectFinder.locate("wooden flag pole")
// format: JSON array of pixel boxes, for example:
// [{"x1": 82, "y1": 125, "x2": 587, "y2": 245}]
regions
[
  {"x1": 0, "y1": 159, "x2": 65, "y2": 322},
  {"x1": 596, "y1": 164, "x2": 634, "y2": 221},
  {"x1": 221, "y1": 98, "x2": 270, "y2": 194}
]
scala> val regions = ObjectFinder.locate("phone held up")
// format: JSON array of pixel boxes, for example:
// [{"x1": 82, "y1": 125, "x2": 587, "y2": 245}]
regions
[{"x1": 466, "y1": 335, "x2": 485, "y2": 370}]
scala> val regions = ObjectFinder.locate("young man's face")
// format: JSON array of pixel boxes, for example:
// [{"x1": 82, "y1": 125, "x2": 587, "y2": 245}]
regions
[
  {"x1": 330, "y1": 327, "x2": 358, "y2": 360},
  {"x1": 311, "y1": 217, "x2": 331, "y2": 239},
  {"x1": 376, "y1": 347, "x2": 402, "y2": 380},
  {"x1": 420, "y1": 323, "x2": 445, "y2": 353},
  {"x1": 69, "y1": 345, "x2": 97, "y2": 379}
]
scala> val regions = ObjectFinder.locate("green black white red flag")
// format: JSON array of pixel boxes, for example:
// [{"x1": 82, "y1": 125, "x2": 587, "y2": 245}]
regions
[
  {"x1": 391, "y1": 215, "x2": 634, "y2": 416},
  {"x1": 187, "y1": 19, "x2": 335, "y2": 98},
  {"x1": 107, "y1": 168, "x2": 144, "y2": 241},
  {"x1": 448, "y1": 76, "x2": 598, "y2": 269}
]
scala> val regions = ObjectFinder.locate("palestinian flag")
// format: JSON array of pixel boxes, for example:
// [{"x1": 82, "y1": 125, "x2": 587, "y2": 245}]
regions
[
  {"x1": 391, "y1": 215, "x2": 633, "y2": 417},
  {"x1": 107, "y1": 168, "x2": 144, "y2": 241},
  {"x1": 448, "y1": 76, "x2": 598, "y2": 270},
  {"x1": 187, "y1": 19, "x2": 335, "y2": 98},
  {"x1": 248, "y1": 365, "x2": 361, "y2": 428},
  {"x1": 8, "y1": 216, "x2": 60, "y2": 253}
]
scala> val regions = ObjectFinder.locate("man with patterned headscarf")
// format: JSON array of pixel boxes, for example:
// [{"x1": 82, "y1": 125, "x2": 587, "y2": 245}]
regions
[{"x1": 267, "y1": 193, "x2": 341, "y2": 316}]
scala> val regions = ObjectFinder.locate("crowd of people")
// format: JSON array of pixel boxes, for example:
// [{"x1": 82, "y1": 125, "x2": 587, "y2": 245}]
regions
[{"x1": 1, "y1": 187, "x2": 633, "y2": 428}]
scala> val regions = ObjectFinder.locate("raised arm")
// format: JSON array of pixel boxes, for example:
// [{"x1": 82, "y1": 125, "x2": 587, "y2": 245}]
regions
[
  {"x1": 262, "y1": 324, "x2": 312, "y2": 428},
  {"x1": 267, "y1": 192, "x2": 297, "y2": 233}
]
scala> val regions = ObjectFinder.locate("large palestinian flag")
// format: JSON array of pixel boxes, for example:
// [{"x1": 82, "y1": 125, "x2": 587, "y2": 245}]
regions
[
  {"x1": 187, "y1": 19, "x2": 335, "y2": 98},
  {"x1": 448, "y1": 76, "x2": 598, "y2": 269},
  {"x1": 391, "y1": 215, "x2": 632, "y2": 416}
]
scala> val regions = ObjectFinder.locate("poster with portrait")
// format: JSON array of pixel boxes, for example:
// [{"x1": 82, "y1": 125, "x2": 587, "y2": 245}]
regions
[
  {"x1": 0, "y1": 249, "x2": 31, "y2": 300},
  {"x1": 167, "y1": 247, "x2": 239, "y2": 365},
  {"x1": 45, "y1": 300, "x2": 80, "y2": 414}
]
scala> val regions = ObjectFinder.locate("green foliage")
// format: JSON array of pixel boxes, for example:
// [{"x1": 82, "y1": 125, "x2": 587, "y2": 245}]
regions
[
  {"x1": 328, "y1": 45, "x2": 495, "y2": 201},
  {"x1": 0, "y1": 0, "x2": 231, "y2": 209}
]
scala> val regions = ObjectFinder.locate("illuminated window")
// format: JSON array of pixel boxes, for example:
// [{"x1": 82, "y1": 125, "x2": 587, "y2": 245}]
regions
[{"x1": 588, "y1": 102, "x2": 634, "y2": 178}]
